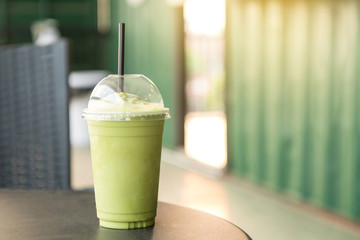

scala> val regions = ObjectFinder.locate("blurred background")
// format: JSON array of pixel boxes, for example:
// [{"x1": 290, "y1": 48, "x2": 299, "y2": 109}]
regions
[{"x1": 1, "y1": 0, "x2": 360, "y2": 239}]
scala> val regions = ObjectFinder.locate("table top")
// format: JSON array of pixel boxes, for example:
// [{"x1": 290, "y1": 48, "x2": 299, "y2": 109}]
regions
[{"x1": 0, "y1": 189, "x2": 251, "y2": 240}]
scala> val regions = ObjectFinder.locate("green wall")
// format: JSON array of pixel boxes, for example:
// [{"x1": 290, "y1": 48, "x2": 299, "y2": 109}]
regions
[
  {"x1": 105, "y1": 0, "x2": 184, "y2": 148},
  {"x1": 226, "y1": 0, "x2": 360, "y2": 221},
  {"x1": 1, "y1": 0, "x2": 184, "y2": 147},
  {"x1": 0, "y1": 0, "x2": 105, "y2": 71}
]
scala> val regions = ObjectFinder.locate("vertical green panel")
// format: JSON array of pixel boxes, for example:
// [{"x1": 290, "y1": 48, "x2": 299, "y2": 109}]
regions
[
  {"x1": 0, "y1": 0, "x2": 6, "y2": 43},
  {"x1": 308, "y1": 0, "x2": 332, "y2": 208},
  {"x1": 105, "y1": 0, "x2": 183, "y2": 148},
  {"x1": 6, "y1": 0, "x2": 38, "y2": 43},
  {"x1": 325, "y1": 0, "x2": 343, "y2": 210},
  {"x1": 242, "y1": 0, "x2": 263, "y2": 181},
  {"x1": 50, "y1": 0, "x2": 97, "y2": 29},
  {"x1": 355, "y1": 2, "x2": 360, "y2": 221},
  {"x1": 282, "y1": 1, "x2": 309, "y2": 196},
  {"x1": 242, "y1": 0, "x2": 261, "y2": 180},
  {"x1": 277, "y1": 0, "x2": 291, "y2": 191},
  {"x1": 257, "y1": 1, "x2": 266, "y2": 184},
  {"x1": 226, "y1": 0, "x2": 247, "y2": 175},
  {"x1": 335, "y1": 1, "x2": 358, "y2": 217},
  {"x1": 300, "y1": 0, "x2": 313, "y2": 200},
  {"x1": 263, "y1": 0, "x2": 283, "y2": 190}
]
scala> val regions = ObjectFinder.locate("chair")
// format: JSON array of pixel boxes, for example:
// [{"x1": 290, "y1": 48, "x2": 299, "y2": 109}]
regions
[{"x1": 0, "y1": 40, "x2": 70, "y2": 189}]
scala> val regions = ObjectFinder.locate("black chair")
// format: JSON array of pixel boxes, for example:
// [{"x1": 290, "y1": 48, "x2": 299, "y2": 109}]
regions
[{"x1": 0, "y1": 40, "x2": 70, "y2": 189}]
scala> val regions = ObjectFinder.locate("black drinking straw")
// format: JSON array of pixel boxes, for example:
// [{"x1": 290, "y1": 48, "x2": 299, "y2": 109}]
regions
[{"x1": 118, "y1": 23, "x2": 125, "y2": 92}]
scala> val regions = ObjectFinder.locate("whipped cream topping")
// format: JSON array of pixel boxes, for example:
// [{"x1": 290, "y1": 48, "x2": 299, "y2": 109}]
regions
[{"x1": 88, "y1": 92, "x2": 165, "y2": 112}]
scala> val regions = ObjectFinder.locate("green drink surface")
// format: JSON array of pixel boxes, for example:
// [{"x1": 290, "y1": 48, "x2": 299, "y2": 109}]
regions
[{"x1": 88, "y1": 120, "x2": 165, "y2": 225}]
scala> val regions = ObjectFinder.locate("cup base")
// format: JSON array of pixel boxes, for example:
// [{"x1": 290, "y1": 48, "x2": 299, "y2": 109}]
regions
[{"x1": 99, "y1": 218, "x2": 155, "y2": 229}]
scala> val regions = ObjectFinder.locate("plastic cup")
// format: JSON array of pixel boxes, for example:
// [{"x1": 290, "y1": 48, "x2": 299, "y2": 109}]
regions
[{"x1": 82, "y1": 74, "x2": 170, "y2": 229}]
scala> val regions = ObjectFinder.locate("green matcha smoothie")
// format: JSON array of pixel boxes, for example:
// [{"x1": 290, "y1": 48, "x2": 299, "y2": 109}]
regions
[{"x1": 83, "y1": 74, "x2": 170, "y2": 229}]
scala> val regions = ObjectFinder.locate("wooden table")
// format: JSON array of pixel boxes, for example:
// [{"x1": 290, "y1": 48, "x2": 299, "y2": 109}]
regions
[{"x1": 0, "y1": 189, "x2": 251, "y2": 240}]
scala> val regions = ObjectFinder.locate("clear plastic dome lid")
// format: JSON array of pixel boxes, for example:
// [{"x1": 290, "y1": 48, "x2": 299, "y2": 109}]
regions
[{"x1": 82, "y1": 74, "x2": 170, "y2": 121}]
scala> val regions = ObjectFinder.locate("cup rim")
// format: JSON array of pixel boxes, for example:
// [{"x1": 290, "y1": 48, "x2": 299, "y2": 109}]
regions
[{"x1": 82, "y1": 108, "x2": 171, "y2": 121}]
